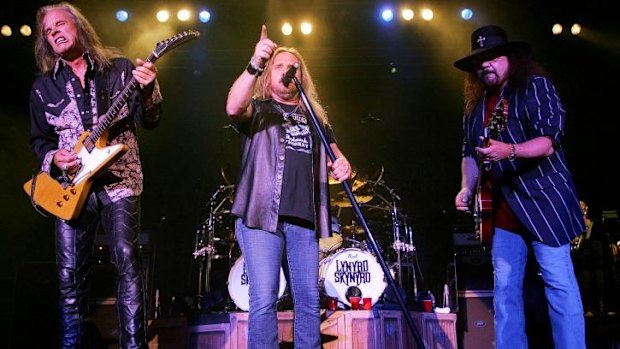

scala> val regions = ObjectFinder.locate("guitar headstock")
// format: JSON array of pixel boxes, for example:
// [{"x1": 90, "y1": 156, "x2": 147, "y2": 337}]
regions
[{"x1": 152, "y1": 29, "x2": 201, "y2": 59}]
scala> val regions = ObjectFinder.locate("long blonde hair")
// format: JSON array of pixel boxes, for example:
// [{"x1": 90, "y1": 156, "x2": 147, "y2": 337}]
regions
[
  {"x1": 34, "y1": 2, "x2": 120, "y2": 73},
  {"x1": 254, "y1": 47, "x2": 329, "y2": 125}
]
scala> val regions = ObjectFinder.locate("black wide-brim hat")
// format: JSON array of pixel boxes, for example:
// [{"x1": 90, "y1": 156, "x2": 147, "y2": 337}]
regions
[{"x1": 454, "y1": 25, "x2": 531, "y2": 73}]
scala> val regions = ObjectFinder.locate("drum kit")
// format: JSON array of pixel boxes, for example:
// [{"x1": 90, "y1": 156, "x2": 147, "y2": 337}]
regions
[{"x1": 192, "y1": 165, "x2": 419, "y2": 311}]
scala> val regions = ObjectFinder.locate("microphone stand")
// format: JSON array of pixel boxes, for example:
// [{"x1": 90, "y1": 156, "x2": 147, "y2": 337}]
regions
[{"x1": 291, "y1": 76, "x2": 424, "y2": 349}]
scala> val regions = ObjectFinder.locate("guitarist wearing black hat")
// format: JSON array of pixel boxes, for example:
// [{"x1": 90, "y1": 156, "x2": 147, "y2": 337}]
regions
[{"x1": 453, "y1": 25, "x2": 585, "y2": 348}]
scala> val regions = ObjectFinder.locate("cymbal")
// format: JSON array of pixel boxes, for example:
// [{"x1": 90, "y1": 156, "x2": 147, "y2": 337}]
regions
[
  {"x1": 340, "y1": 224, "x2": 365, "y2": 235},
  {"x1": 360, "y1": 203, "x2": 391, "y2": 219},
  {"x1": 351, "y1": 178, "x2": 369, "y2": 192},
  {"x1": 328, "y1": 168, "x2": 357, "y2": 185},
  {"x1": 220, "y1": 164, "x2": 238, "y2": 185},
  {"x1": 330, "y1": 193, "x2": 374, "y2": 207}
]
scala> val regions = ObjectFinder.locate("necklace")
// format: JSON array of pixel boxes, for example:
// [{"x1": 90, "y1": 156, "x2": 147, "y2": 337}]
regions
[{"x1": 272, "y1": 101, "x2": 301, "y2": 121}]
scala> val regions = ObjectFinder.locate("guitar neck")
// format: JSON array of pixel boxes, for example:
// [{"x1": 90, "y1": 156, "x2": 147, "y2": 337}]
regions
[{"x1": 84, "y1": 52, "x2": 158, "y2": 151}]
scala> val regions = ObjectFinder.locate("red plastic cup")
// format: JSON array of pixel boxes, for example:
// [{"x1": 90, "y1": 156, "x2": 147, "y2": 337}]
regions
[
  {"x1": 362, "y1": 297, "x2": 372, "y2": 310},
  {"x1": 328, "y1": 297, "x2": 338, "y2": 311},
  {"x1": 349, "y1": 296, "x2": 361, "y2": 310},
  {"x1": 422, "y1": 299, "x2": 432, "y2": 312}
]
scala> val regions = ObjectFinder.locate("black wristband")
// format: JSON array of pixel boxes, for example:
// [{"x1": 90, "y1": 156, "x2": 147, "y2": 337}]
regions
[{"x1": 246, "y1": 60, "x2": 263, "y2": 76}]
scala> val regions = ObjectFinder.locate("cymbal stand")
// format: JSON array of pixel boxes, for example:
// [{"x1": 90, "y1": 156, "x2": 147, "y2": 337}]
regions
[
  {"x1": 375, "y1": 180, "x2": 419, "y2": 301},
  {"x1": 193, "y1": 184, "x2": 234, "y2": 311},
  {"x1": 391, "y1": 202, "x2": 403, "y2": 288},
  {"x1": 404, "y1": 222, "x2": 419, "y2": 301},
  {"x1": 291, "y1": 75, "x2": 424, "y2": 348},
  {"x1": 192, "y1": 189, "x2": 217, "y2": 309}
]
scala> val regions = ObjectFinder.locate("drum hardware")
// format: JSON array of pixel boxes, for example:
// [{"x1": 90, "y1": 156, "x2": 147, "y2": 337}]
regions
[
  {"x1": 373, "y1": 179, "x2": 419, "y2": 302},
  {"x1": 220, "y1": 165, "x2": 238, "y2": 187},
  {"x1": 193, "y1": 184, "x2": 235, "y2": 311},
  {"x1": 344, "y1": 237, "x2": 366, "y2": 249}
]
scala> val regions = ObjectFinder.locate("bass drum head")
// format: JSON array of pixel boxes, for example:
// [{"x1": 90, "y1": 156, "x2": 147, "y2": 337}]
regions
[
  {"x1": 227, "y1": 255, "x2": 287, "y2": 311},
  {"x1": 319, "y1": 248, "x2": 387, "y2": 308}
]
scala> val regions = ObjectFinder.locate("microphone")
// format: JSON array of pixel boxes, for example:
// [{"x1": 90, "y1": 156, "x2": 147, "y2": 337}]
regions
[{"x1": 281, "y1": 63, "x2": 299, "y2": 87}]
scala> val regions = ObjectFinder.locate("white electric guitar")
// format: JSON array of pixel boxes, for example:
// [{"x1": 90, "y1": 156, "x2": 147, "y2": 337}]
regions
[{"x1": 24, "y1": 30, "x2": 200, "y2": 221}]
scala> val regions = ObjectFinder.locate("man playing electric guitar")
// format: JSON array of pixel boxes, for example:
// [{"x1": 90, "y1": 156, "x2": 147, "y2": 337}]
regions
[
  {"x1": 454, "y1": 25, "x2": 585, "y2": 348},
  {"x1": 28, "y1": 3, "x2": 162, "y2": 347}
]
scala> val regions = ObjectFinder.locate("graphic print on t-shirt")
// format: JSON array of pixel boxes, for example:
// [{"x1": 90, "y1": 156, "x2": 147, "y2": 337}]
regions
[{"x1": 283, "y1": 112, "x2": 312, "y2": 154}]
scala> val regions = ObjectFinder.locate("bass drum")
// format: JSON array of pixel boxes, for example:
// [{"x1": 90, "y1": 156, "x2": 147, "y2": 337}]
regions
[
  {"x1": 227, "y1": 255, "x2": 287, "y2": 311},
  {"x1": 319, "y1": 248, "x2": 387, "y2": 308}
]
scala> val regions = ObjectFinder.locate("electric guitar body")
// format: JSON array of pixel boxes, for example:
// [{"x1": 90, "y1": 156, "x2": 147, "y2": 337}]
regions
[
  {"x1": 23, "y1": 131, "x2": 128, "y2": 221},
  {"x1": 474, "y1": 165, "x2": 494, "y2": 246}
]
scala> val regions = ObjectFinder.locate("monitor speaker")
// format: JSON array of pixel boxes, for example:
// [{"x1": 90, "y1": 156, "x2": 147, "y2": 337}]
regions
[{"x1": 457, "y1": 290, "x2": 494, "y2": 349}]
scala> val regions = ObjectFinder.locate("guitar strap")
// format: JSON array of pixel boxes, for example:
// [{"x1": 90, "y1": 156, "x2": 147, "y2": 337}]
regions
[
  {"x1": 99, "y1": 62, "x2": 138, "y2": 138},
  {"x1": 94, "y1": 65, "x2": 111, "y2": 122}
]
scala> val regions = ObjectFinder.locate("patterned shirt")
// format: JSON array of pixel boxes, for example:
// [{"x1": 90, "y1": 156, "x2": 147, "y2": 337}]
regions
[{"x1": 29, "y1": 53, "x2": 162, "y2": 201}]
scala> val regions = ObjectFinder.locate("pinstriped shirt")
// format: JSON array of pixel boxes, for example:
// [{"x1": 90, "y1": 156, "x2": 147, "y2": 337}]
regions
[{"x1": 462, "y1": 75, "x2": 585, "y2": 246}]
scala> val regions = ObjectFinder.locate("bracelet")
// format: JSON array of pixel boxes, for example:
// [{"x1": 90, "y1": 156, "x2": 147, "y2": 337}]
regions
[
  {"x1": 508, "y1": 144, "x2": 517, "y2": 161},
  {"x1": 246, "y1": 58, "x2": 264, "y2": 76}
]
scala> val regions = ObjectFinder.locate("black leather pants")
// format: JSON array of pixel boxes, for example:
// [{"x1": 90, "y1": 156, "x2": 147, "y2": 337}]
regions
[{"x1": 55, "y1": 194, "x2": 147, "y2": 349}]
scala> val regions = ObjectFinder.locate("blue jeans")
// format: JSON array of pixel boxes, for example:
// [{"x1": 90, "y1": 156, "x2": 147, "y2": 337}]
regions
[
  {"x1": 492, "y1": 228, "x2": 585, "y2": 349},
  {"x1": 235, "y1": 218, "x2": 321, "y2": 349}
]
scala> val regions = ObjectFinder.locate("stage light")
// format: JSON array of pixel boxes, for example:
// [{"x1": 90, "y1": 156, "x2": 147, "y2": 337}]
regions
[
  {"x1": 115, "y1": 10, "x2": 129, "y2": 22},
  {"x1": 300, "y1": 22, "x2": 312, "y2": 35},
  {"x1": 571, "y1": 23, "x2": 581, "y2": 35},
  {"x1": 156, "y1": 10, "x2": 170, "y2": 23},
  {"x1": 420, "y1": 8, "x2": 434, "y2": 21},
  {"x1": 281, "y1": 23, "x2": 293, "y2": 36},
  {"x1": 1, "y1": 25, "x2": 11, "y2": 37},
  {"x1": 381, "y1": 8, "x2": 394, "y2": 22},
  {"x1": 198, "y1": 10, "x2": 211, "y2": 23},
  {"x1": 460, "y1": 8, "x2": 473, "y2": 20},
  {"x1": 20, "y1": 24, "x2": 32, "y2": 37},
  {"x1": 552, "y1": 23, "x2": 563, "y2": 35},
  {"x1": 177, "y1": 9, "x2": 191, "y2": 22},
  {"x1": 401, "y1": 9, "x2": 414, "y2": 21}
]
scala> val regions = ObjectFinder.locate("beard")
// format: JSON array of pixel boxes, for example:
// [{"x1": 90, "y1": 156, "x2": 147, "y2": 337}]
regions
[{"x1": 480, "y1": 72, "x2": 501, "y2": 87}]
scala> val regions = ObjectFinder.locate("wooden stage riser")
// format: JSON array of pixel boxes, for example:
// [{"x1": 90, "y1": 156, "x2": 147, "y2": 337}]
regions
[{"x1": 188, "y1": 310, "x2": 457, "y2": 349}]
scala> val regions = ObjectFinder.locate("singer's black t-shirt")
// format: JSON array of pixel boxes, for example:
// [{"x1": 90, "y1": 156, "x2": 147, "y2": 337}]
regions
[{"x1": 274, "y1": 101, "x2": 335, "y2": 226}]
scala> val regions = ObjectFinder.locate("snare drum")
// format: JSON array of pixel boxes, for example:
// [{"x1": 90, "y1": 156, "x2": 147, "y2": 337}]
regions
[
  {"x1": 319, "y1": 248, "x2": 387, "y2": 308},
  {"x1": 227, "y1": 255, "x2": 287, "y2": 311}
]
